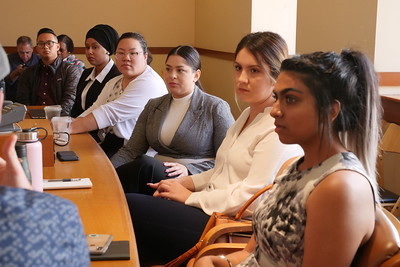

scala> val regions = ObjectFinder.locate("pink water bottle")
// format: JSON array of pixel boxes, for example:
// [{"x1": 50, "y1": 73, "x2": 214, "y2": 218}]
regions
[{"x1": 16, "y1": 127, "x2": 48, "y2": 192}]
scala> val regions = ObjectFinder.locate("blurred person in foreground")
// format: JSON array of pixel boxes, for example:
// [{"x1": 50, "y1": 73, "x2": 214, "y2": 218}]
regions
[{"x1": 0, "y1": 45, "x2": 90, "y2": 266}]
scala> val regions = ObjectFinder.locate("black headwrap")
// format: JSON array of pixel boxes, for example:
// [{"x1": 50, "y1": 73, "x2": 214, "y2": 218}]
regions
[{"x1": 86, "y1": 24, "x2": 119, "y2": 55}]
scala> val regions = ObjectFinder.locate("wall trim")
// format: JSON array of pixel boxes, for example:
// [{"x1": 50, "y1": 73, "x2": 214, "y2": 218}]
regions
[
  {"x1": 3, "y1": 46, "x2": 235, "y2": 60},
  {"x1": 4, "y1": 46, "x2": 399, "y2": 83}
]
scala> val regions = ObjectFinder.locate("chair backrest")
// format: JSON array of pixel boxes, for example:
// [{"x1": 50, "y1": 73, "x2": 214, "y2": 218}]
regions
[{"x1": 351, "y1": 207, "x2": 400, "y2": 267}]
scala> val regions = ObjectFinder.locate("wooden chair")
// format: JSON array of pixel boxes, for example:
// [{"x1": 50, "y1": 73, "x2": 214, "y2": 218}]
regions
[
  {"x1": 380, "y1": 187, "x2": 400, "y2": 217},
  {"x1": 155, "y1": 185, "x2": 272, "y2": 267},
  {"x1": 189, "y1": 206, "x2": 400, "y2": 267},
  {"x1": 391, "y1": 198, "x2": 400, "y2": 218}
]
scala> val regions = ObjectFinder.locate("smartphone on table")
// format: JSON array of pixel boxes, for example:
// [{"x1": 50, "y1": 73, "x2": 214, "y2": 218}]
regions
[
  {"x1": 56, "y1": 151, "x2": 79, "y2": 161},
  {"x1": 86, "y1": 234, "x2": 113, "y2": 255}
]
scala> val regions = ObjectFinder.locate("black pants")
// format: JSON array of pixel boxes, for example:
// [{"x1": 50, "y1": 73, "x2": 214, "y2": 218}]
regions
[
  {"x1": 116, "y1": 155, "x2": 177, "y2": 195},
  {"x1": 126, "y1": 193, "x2": 210, "y2": 266},
  {"x1": 100, "y1": 133, "x2": 124, "y2": 158}
]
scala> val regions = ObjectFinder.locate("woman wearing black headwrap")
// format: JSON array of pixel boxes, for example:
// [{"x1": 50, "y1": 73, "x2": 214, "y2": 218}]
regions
[{"x1": 71, "y1": 24, "x2": 120, "y2": 120}]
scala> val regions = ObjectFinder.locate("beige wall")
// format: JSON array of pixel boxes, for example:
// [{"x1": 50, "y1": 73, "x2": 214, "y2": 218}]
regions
[
  {"x1": 296, "y1": 0, "x2": 377, "y2": 60},
  {"x1": 1, "y1": 0, "x2": 392, "y2": 117},
  {"x1": 195, "y1": 0, "x2": 251, "y2": 52},
  {"x1": 375, "y1": 0, "x2": 400, "y2": 72},
  {"x1": 200, "y1": 56, "x2": 241, "y2": 117},
  {"x1": 251, "y1": 0, "x2": 297, "y2": 55},
  {"x1": 0, "y1": 0, "x2": 195, "y2": 47},
  {"x1": 194, "y1": 0, "x2": 251, "y2": 117}
]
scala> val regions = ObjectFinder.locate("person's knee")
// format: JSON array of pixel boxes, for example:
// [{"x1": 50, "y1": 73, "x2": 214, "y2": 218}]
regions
[{"x1": 135, "y1": 154, "x2": 157, "y2": 167}]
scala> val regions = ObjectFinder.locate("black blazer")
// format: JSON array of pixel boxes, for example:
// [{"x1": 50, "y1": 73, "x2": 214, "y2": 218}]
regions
[{"x1": 71, "y1": 64, "x2": 120, "y2": 118}]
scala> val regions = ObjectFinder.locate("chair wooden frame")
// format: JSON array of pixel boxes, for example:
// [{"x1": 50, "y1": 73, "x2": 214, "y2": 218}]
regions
[{"x1": 391, "y1": 198, "x2": 400, "y2": 218}]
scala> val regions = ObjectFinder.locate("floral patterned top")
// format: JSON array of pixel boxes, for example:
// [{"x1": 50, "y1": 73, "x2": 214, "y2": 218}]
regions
[
  {"x1": 237, "y1": 152, "x2": 371, "y2": 267},
  {"x1": 64, "y1": 55, "x2": 85, "y2": 74}
]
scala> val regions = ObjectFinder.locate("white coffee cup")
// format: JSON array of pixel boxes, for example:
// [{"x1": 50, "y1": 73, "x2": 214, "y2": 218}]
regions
[
  {"x1": 51, "y1": 116, "x2": 72, "y2": 146},
  {"x1": 44, "y1": 105, "x2": 62, "y2": 120}
]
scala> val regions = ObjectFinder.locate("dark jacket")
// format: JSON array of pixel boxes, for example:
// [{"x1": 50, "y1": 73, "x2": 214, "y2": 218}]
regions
[
  {"x1": 5, "y1": 52, "x2": 40, "y2": 102},
  {"x1": 16, "y1": 57, "x2": 80, "y2": 115},
  {"x1": 70, "y1": 64, "x2": 120, "y2": 118}
]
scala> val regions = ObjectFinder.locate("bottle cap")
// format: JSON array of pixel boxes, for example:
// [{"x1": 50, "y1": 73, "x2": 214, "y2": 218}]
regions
[{"x1": 16, "y1": 128, "x2": 39, "y2": 141}]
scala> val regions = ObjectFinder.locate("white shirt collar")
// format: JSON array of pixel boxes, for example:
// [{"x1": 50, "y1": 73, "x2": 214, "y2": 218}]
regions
[{"x1": 85, "y1": 59, "x2": 115, "y2": 83}]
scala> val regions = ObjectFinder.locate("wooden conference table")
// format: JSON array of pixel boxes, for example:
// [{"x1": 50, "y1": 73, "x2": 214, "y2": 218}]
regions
[{"x1": 19, "y1": 118, "x2": 139, "y2": 266}]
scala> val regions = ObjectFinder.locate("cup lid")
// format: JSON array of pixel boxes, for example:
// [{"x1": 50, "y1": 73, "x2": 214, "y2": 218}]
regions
[
  {"x1": 44, "y1": 105, "x2": 62, "y2": 110},
  {"x1": 51, "y1": 116, "x2": 72, "y2": 122}
]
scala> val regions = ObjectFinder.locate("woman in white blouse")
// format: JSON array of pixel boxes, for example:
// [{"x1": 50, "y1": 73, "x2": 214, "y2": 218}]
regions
[
  {"x1": 126, "y1": 32, "x2": 303, "y2": 266},
  {"x1": 70, "y1": 32, "x2": 167, "y2": 157}
]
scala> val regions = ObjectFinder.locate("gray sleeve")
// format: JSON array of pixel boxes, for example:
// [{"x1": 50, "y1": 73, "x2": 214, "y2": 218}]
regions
[
  {"x1": 111, "y1": 101, "x2": 152, "y2": 168},
  {"x1": 186, "y1": 99, "x2": 234, "y2": 174}
]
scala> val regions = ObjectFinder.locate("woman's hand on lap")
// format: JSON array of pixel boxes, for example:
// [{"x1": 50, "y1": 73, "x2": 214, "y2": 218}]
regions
[
  {"x1": 149, "y1": 179, "x2": 192, "y2": 203},
  {"x1": 163, "y1": 162, "x2": 188, "y2": 178}
]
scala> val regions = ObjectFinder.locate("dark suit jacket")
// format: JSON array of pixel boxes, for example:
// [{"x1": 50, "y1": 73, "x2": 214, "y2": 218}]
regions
[{"x1": 70, "y1": 64, "x2": 120, "y2": 118}]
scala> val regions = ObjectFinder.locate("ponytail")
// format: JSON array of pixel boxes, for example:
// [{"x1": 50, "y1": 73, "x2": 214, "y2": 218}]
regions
[
  {"x1": 281, "y1": 50, "x2": 382, "y2": 201},
  {"x1": 337, "y1": 50, "x2": 381, "y2": 187}
]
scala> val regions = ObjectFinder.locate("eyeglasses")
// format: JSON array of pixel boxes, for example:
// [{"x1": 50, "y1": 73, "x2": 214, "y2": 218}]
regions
[
  {"x1": 37, "y1": 41, "x2": 57, "y2": 48},
  {"x1": 115, "y1": 51, "x2": 143, "y2": 60}
]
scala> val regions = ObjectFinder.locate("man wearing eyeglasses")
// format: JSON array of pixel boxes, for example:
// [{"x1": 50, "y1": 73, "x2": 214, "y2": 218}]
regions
[{"x1": 16, "y1": 28, "x2": 80, "y2": 115}]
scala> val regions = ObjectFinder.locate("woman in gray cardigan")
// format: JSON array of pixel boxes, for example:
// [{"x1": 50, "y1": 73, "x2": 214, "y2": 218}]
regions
[{"x1": 111, "y1": 46, "x2": 234, "y2": 194}]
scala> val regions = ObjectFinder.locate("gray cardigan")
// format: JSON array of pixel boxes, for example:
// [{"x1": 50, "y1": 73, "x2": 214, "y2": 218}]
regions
[{"x1": 111, "y1": 86, "x2": 234, "y2": 174}]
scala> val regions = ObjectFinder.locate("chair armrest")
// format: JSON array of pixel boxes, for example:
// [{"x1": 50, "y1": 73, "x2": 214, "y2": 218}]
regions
[
  {"x1": 382, "y1": 207, "x2": 400, "y2": 234},
  {"x1": 202, "y1": 222, "x2": 253, "y2": 246},
  {"x1": 196, "y1": 243, "x2": 247, "y2": 259},
  {"x1": 186, "y1": 243, "x2": 247, "y2": 267},
  {"x1": 352, "y1": 207, "x2": 400, "y2": 267},
  {"x1": 381, "y1": 253, "x2": 400, "y2": 267}
]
